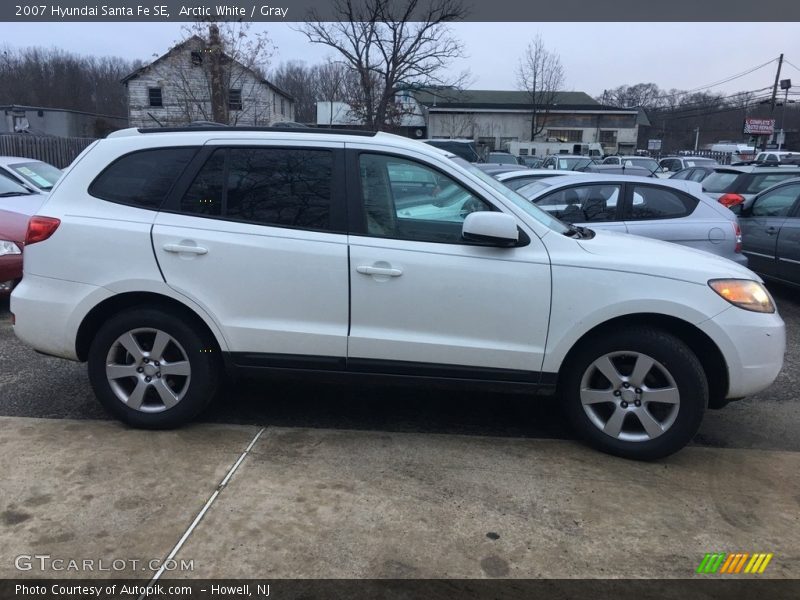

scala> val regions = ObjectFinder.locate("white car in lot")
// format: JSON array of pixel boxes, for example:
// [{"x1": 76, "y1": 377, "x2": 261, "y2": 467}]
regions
[{"x1": 11, "y1": 127, "x2": 785, "y2": 460}]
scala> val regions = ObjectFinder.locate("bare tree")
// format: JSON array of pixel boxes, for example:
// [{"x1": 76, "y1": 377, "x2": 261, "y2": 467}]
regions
[
  {"x1": 161, "y1": 21, "x2": 275, "y2": 125},
  {"x1": 299, "y1": 0, "x2": 468, "y2": 131},
  {"x1": 272, "y1": 61, "x2": 318, "y2": 123},
  {"x1": 516, "y1": 35, "x2": 565, "y2": 140}
]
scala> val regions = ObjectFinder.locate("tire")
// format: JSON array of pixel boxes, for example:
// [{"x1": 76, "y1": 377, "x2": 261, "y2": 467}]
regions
[
  {"x1": 87, "y1": 307, "x2": 220, "y2": 429},
  {"x1": 561, "y1": 327, "x2": 707, "y2": 460}
]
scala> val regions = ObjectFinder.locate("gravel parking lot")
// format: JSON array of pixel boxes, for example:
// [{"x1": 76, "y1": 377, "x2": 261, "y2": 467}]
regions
[{"x1": 0, "y1": 283, "x2": 798, "y2": 451}]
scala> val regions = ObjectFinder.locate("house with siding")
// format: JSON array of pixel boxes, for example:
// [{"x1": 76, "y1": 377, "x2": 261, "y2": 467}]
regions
[
  {"x1": 409, "y1": 88, "x2": 642, "y2": 155},
  {"x1": 122, "y1": 33, "x2": 294, "y2": 128}
]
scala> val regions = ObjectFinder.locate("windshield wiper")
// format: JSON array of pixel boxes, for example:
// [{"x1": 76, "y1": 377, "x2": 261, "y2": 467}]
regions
[
  {"x1": 563, "y1": 224, "x2": 595, "y2": 239},
  {"x1": 0, "y1": 191, "x2": 32, "y2": 197}
]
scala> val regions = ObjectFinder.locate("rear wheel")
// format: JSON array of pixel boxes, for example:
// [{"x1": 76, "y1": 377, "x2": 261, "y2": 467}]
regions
[
  {"x1": 562, "y1": 327, "x2": 707, "y2": 460},
  {"x1": 88, "y1": 307, "x2": 220, "y2": 428}
]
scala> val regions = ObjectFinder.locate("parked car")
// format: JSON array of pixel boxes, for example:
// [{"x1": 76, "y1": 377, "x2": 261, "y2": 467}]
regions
[
  {"x1": 494, "y1": 168, "x2": 590, "y2": 191},
  {"x1": 472, "y1": 163, "x2": 528, "y2": 176},
  {"x1": 485, "y1": 151, "x2": 520, "y2": 165},
  {"x1": 423, "y1": 139, "x2": 481, "y2": 163},
  {"x1": 752, "y1": 151, "x2": 800, "y2": 165},
  {"x1": 541, "y1": 155, "x2": 596, "y2": 171},
  {"x1": 670, "y1": 166, "x2": 716, "y2": 183},
  {"x1": 0, "y1": 178, "x2": 48, "y2": 294},
  {"x1": 580, "y1": 164, "x2": 656, "y2": 178},
  {"x1": 738, "y1": 178, "x2": 800, "y2": 287},
  {"x1": 601, "y1": 156, "x2": 664, "y2": 177},
  {"x1": 0, "y1": 157, "x2": 62, "y2": 193},
  {"x1": 659, "y1": 156, "x2": 718, "y2": 174},
  {"x1": 515, "y1": 174, "x2": 746, "y2": 265},
  {"x1": 11, "y1": 127, "x2": 784, "y2": 460},
  {"x1": 518, "y1": 156, "x2": 543, "y2": 169},
  {"x1": 701, "y1": 165, "x2": 800, "y2": 208}
]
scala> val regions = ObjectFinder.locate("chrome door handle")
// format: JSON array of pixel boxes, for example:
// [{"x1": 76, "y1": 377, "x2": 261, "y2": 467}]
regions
[
  {"x1": 356, "y1": 265, "x2": 403, "y2": 277},
  {"x1": 163, "y1": 243, "x2": 208, "y2": 255}
]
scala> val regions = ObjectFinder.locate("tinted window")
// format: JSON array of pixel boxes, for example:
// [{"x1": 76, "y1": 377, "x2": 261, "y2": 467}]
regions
[
  {"x1": 534, "y1": 184, "x2": 622, "y2": 223},
  {"x1": 628, "y1": 185, "x2": 698, "y2": 220},
  {"x1": 702, "y1": 171, "x2": 740, "y2": 193},
  {"x1": 181, "y1": 148, "x2": 333, "y2": 230},
  {"x1": 360, "y1": 154, "x2": 491, "y2": 243},
  {"x1": 670, "y1": 169, "x2": 691, "y2": 180},
  {"x1": 745, "y1": 173, "x2": 800, "y2": 194},
  {"x1": 688, "y1": 169, "x2": 710, "y2": 183},
  {"x1": 751, "y1": 184, "x2": 800, "y2": 217},
  {"x1": 90, "y1": 147, "x2": 197, "y2": 208}
]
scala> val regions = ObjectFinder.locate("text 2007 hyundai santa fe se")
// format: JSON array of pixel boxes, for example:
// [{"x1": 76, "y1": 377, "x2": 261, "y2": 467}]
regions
[{"x1": 10, "y1": 128, "x2": 785, "y2": 460}]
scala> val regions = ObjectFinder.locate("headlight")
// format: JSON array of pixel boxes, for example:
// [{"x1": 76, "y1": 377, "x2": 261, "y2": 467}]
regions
[
  {"x1": 0, "y1": 240, "x2": 21, "y2": 256},
  {"x1": 708, "y1": 279, "x2": 775, "y2": 313}
]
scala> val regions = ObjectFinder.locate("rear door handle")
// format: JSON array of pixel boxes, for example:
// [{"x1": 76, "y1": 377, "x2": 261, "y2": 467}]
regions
[
  {"x1": 357, "y1": 265, "x2": 403, "y2": 277},
  {"x1": 766, "y1": 227, "x2": 778, "y2": 236},
  {"x1": 163, "y1": 243, "x2": 208, "y2": 255}
]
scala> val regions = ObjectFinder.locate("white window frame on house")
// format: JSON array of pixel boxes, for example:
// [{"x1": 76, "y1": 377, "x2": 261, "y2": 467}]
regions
[
  {"x1": 228, "y1": 89, "x2": 243, "y2": 111},
  {"x1": 148, "y1": 87, "x2": 163, "y2": 108},
  {"x1": 599, "y1": 130, "x2": 618, "y2": 144},
  {"x1": 547, "y1": 129, "x2": 583, "y2": 143}
]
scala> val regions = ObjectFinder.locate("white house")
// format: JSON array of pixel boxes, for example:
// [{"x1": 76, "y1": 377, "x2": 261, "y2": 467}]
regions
[{"x1": 122, "y1": 34, "x2": 294, "y2": 128}]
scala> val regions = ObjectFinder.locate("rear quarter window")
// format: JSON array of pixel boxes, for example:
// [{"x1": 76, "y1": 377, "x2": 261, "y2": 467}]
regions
[{"x1": 89, "y1": 147, "x2": 198, "y2": 208}]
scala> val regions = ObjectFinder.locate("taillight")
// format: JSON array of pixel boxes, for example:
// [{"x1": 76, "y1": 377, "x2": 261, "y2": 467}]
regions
[
  {"x1": 733, "y1": 222, "x2": 742, "y2": 253},
  {"x1": 718, "y1": 193, "x2": 744, "y2": 208},
  {"x1": 25, "y1": 216, "x2": 61, "y2": 245}
]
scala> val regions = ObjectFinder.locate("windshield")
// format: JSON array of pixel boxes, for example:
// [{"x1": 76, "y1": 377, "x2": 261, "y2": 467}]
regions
[
  {"x1": 0, "y1": 175, "x2": 33, "y2": 196},
  {"x1": 451, "y1": 157, "x2": 570, "y2": 234},
  {"x1": 488, "y1": 153, "x2": 519, "y2": 165},
  {"x1": 556, "y1": 157, "x2": 595, "y2": 170},
  {"x1": 8, "y1": 161, "x2": 62, "y2": 190}
]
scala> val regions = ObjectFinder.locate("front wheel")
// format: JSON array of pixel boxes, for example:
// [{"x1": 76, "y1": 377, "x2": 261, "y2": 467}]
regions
[
  {"x1": 562, "y1": 327, "x2": 708, "y2": 460},
  {"x1": 87, "y1": 307, "x2": 220, "y2": 428}
]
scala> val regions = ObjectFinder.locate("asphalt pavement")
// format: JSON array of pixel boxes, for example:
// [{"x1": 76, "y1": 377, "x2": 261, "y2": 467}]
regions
[{"x1": 0, "y1": 283, "x2": 798, "y2": 451}]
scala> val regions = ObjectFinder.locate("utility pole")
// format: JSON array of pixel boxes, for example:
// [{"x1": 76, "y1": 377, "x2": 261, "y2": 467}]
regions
[
  {"x1": 694, "y1": 127, "x2": 700, "y2": 152},
  {"x1": 763, "y1": 53, "x2": 783, "y2": 151}
]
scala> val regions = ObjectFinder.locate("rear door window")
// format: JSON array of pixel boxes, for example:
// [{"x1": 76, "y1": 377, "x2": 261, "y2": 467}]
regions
[
  {"x1": 179, "y1": 147, "x2": 336, "y2": 231},
  {"x1": 751, "y1": 184, "x2": 800, "y2": 217},
  {"x1": 625, "y1": 185, "x2": 698, "y2": 220},
  {"x1": 534, "y1": 184, "x2": 622, "y2": 223}
]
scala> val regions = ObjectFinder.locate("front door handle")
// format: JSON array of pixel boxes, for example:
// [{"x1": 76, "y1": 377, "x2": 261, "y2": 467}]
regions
[
  {"x1": 163, "y1": 243, "x2": 208, "y2": 255},
  {"x1": 765, "y1": 226, "x2": 778, "y2": 236},
  {"x1": 357, "y1": 265, "x2": 403, "y2": 277}
]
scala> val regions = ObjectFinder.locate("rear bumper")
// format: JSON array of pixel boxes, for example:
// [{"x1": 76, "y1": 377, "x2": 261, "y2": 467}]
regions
[
  {"x1": 700, "y1": 306, "x2": 785, "y2": 398},
  {"x1": 11, "y1": 273, "x2": 111, "y2": 360}
]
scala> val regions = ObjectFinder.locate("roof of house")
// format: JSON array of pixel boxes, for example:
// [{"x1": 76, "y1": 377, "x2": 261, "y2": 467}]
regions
[
  {"x1": 121, "y1": 36, "x2": 294, "y2": 101},
  {"x1": 412, "y1": 88, "x2": 635, "y2": 112}
]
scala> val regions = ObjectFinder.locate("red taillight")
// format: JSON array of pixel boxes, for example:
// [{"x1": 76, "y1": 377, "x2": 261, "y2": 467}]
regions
[
  {"x1": 718, "y1": 193, "x2": 744, "y2": 208},
  {"x1": 25, "y1": 216, "x2": 61, "y2": 246},
  {"x1": 733, "y1": 222, "x2": 743, "y2": 253}
]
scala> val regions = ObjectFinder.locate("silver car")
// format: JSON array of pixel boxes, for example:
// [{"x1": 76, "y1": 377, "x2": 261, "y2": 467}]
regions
[
  {"x1": 516, "y1": 174, "x2": 747, "y2": 265},
  {"x1": 0, "y1": 156, "x2": 62, "y2": 193}
]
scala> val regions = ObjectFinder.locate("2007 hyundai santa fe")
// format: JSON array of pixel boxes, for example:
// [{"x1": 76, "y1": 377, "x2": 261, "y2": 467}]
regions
[{"x1": 10, "y1": 127, "x2": 786, "y2": 459}]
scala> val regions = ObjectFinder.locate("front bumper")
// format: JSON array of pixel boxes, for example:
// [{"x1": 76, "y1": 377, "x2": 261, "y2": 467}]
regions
[{"x1": 700, "y1": 305, "x2": 786, "y2": 398}]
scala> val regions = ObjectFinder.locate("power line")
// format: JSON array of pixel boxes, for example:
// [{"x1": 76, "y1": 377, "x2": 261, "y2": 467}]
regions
[{"x1": 784, "y1": 58, "x2": 800, "y2": 73}]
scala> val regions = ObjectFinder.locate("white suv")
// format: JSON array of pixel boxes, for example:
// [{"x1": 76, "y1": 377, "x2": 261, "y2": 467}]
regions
[{"x1": 11, "y1": 127, "x2": 786, "y2": 460}]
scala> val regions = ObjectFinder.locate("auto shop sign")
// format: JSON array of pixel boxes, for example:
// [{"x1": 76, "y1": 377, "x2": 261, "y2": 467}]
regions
[{"x1": 743, "y1": 118, "x2": 775, "y2": 135}]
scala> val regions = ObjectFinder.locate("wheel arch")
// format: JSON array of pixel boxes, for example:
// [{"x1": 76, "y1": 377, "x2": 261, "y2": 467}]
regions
[
  {"x1": 556, "y1": 313, "x2": 730, "y2": 409},
  {"x1": 75, "y1": 292, "x2": 226, "y2": 362}
]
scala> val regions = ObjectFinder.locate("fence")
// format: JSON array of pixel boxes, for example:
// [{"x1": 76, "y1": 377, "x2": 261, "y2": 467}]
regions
[{"x1": 0, "y1": 134, "x2": 96, "y2": 168}]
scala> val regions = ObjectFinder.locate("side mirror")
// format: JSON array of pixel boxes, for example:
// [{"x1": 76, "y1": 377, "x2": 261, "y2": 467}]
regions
[{"x1": 462, "y1": 212, "x2": 520, "y2": 247}]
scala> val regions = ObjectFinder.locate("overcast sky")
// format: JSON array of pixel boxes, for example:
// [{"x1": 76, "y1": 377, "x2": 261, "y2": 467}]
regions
[{"x1": 2, "y1": 22, "x2": 798, "y2": 98}]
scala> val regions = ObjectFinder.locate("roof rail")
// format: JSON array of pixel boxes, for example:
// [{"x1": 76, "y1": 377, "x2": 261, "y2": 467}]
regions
[{"x1": 136, "y1": 126, "x2": 378, "y2": 137}]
